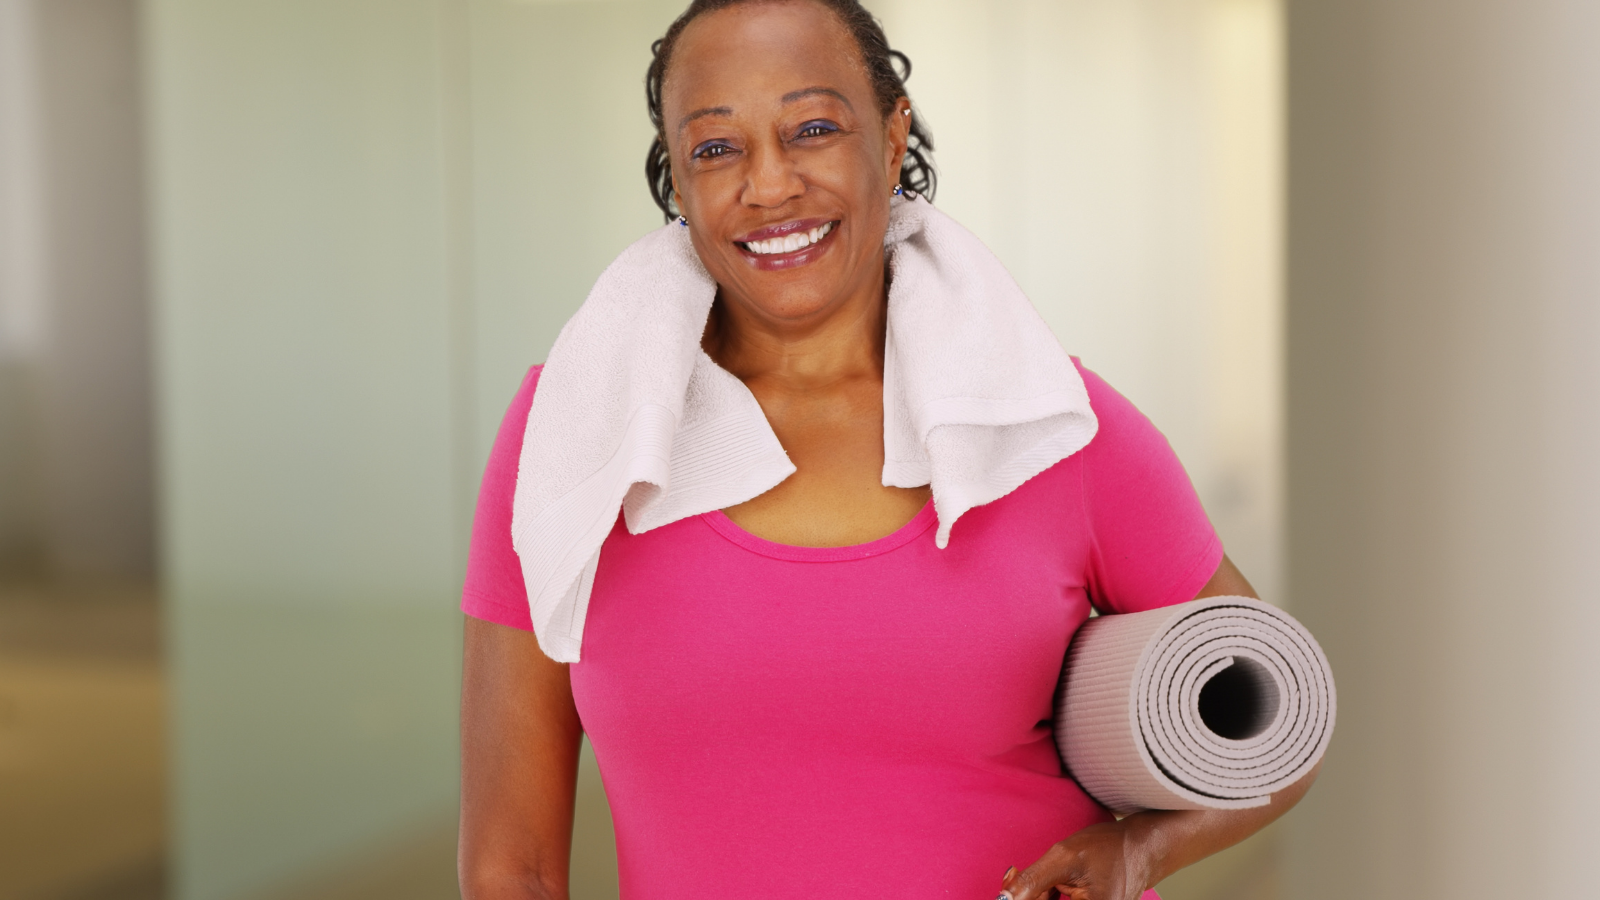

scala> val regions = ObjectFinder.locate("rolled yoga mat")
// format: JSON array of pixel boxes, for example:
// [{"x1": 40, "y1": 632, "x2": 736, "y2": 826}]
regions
[{"x1": 1055, "y1": 596, "x2": 1335, "y2": 815}]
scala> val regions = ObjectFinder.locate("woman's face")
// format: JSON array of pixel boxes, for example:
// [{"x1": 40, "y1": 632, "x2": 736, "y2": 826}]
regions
[{"x1": 662, "y1": 0, "x2": 910, "y2": 325}]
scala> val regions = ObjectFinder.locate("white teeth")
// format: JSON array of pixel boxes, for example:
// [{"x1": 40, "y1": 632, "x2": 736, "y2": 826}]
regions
[{"x1": 741, "y1": 221, "x2": 836, "y2": 255}]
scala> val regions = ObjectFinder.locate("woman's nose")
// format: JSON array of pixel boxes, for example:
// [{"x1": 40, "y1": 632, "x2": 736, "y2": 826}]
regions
[{"x1": 741, "y1": 141, "x2": 805, "y2": 208}]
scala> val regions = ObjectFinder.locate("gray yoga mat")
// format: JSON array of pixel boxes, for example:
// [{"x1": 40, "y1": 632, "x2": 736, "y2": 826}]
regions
[{"x1": 1055, "y1": 596, "x2": 1335, "y2": 814}]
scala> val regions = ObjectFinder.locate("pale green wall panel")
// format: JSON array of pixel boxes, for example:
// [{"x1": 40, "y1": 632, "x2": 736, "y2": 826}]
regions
[
  {"x1": 146, "y1": 1, "x2": 469, "y2": 897},
  {"x1": 466, "y1": 0, "x2": 680, "y2": 453},
  {"x1": 148, "y1": 0, "x2": 461, "y2": 604}
]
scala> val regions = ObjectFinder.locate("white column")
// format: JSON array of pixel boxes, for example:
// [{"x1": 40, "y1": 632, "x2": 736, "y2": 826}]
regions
[
  {"x1": 1285, "y1": 2, "x2": 1600, "y2": 897},
  {"x1": 0, "y1": 0, "x2": 45, "y2": 568},
  {"x1": 30, "y1": 0, "x2": 154, "y2": 578},
  {"x1": 0, "y1": 0, "x2": 44, "y2": 360},
  {"x1": 0, "y1": 0, "x2": 155, "y2": 579}
]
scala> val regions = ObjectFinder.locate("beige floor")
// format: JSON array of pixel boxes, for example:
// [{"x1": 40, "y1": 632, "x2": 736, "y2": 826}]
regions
[
  {"x1": 0, "y1": 581, "x2": 1276, "y2": 900},
  {"x1": 0, "y1": 582, "x2": 166, "y2": 900}
]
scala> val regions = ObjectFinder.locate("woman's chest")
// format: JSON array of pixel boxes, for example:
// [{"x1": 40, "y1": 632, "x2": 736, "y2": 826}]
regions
[{"x1": 570, "y1": 471, "x2": 1095, "y2": 761}]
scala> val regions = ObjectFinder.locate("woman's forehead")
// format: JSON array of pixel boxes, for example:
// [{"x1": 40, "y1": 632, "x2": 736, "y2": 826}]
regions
[{"x1": 664, "y1": 1, "x2": 871, "y2": 118}]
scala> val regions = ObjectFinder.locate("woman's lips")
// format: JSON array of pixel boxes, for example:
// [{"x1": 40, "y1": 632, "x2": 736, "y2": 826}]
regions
[
  {"x1": 734, "y1": 216, "x2": 835, "y2": 243},
  {"x1": 734, "y1": 219, "x2": 841, "y2": 271}
]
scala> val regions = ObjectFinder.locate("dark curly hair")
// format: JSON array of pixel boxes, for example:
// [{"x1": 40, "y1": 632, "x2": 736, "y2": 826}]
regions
[{"x1": 644, "y1": 0, "x2": 937, "y2": 222}]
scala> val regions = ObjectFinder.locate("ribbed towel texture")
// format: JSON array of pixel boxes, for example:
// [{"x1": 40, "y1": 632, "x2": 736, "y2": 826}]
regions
[
  {"x1": 1055, "y1": 596, "x2": 1336, "y2": 813},
  {"x1": 511, "y1": 195, "x2": 1098, "y2": 662}
]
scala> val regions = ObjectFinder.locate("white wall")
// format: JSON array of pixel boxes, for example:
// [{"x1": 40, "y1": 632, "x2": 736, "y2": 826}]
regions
[
  {"x1": 870, "y1": 0, "x2": 1285, "y2": 600},
  {"x1": 1285, "y1": 1, "x2": 1600, "y2": 897}
]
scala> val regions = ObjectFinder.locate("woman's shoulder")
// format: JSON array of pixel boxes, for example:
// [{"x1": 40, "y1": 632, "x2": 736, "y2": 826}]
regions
[
  {"x1": 1072, "y1": 357, "x2": 1147, "y2": 443},
  {"x1": 1069, "y1": 357, "x2": 1222, "y2": 613},
  {"x1": 516, "y1": 363, "x2": 544, "y2": 408},
  {"x1": 1071, "y1": 357, "x2": 1181, "y2": 469},
  {"x1": 460, "y1": 364, "x2": 546, "y2": 632},
  {"x1": 487, "y1": 363, "x2": 545, "y2": 470}
]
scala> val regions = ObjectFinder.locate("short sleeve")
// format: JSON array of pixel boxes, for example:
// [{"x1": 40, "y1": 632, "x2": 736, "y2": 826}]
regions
[
  {"x1": 1076, "y1": 360, "x2": 1223, "y2": 615},
  {"x1": 460, "y1": 365, "x2": 542, "y2": 631}
]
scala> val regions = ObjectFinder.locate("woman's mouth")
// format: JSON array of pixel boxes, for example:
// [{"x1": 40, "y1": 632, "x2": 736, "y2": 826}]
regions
[{"x1": 733, "y1": 219, "x2": 840, "y2": 271}]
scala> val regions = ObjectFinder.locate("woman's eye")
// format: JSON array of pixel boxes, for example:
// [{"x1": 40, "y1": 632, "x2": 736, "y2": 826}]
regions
[
  {"x1": 795, "y1": 121, "x2": 839, "y2": 139},
  {"x1": 692, "y1": 142, "x2": 733, "y2": 160}
]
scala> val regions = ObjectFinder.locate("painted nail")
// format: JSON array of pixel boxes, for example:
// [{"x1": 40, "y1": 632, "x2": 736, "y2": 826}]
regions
[{"x1": 1004, "y1": 866, "x2": 1017, "y2": 882}]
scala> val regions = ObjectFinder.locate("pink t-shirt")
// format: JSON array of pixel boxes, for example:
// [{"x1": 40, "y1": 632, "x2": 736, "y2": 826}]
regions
[{"x1": 463, "y1": 360, "x2": 1221, "y2": 900}]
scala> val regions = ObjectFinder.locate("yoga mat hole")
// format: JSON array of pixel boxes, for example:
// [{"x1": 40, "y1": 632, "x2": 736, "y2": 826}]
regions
[{"x1": 1197, "y1": 657, "x2": 1279, "y2": 740}]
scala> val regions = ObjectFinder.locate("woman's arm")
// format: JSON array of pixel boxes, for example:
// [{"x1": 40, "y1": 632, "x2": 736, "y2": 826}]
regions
[
  {"x1": 1001, "y1": 556, "x2": 1321, "y2": 900},
  {"x1": 459, "y1": 616, "x2": 584, "y2": 900}
]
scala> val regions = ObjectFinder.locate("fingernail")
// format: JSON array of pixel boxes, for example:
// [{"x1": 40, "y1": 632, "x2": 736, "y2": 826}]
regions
[{"x1": 1004, "y1": 866, "x2": 1017, "y2": 883}]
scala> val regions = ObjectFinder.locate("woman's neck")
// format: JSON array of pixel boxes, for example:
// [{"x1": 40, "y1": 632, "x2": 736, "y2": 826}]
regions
[{"x1": 702, "y1": 266, "x2": 890, "y2": 393}]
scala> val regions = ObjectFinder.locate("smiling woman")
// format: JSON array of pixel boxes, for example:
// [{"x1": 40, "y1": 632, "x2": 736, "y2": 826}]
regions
[
  {"x1": 456, "y1": 3, "x2": 1316, "y2": 900},
  {"x1": 655, "y1": 0, "x2": 931, "y2": 546}
]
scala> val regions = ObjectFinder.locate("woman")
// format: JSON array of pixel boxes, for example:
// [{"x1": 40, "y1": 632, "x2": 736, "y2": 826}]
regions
[{"x1": 458, "y1": 1, "x2": 1316, "y2": 898}]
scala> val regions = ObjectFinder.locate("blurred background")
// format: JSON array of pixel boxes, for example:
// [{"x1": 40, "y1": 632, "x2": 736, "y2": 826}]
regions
[{"x1": 0, "y1": 0, "x2": 1595, "y2": 899}]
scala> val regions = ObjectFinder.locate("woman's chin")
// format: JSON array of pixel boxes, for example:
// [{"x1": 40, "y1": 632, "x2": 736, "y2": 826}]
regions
[{"x1": 726, "y1": 279, "x2": 861, "y2": 323}]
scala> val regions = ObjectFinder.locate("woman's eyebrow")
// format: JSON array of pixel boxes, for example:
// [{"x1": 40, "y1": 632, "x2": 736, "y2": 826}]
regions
[
  {"x1": 676, "y1": 88, "x2": 850, "y2": 137},
  {"x1": 782, "y1": 86, "x2": 852, "y2": 108},
  {"x1": 677, "y1": 106, "x2": 733, "y2": 137}
]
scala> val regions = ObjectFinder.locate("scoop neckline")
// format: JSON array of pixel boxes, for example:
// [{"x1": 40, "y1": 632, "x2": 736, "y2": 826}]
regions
[{"x1": 700, "y1": 498, "x2": 937, "y2": 562}]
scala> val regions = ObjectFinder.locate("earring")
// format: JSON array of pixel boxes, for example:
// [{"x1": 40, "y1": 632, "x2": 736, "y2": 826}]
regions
[
  {"x1": 892, "y1": 184, "x2": 904, "y2": 196},
  {"x1": 676, "y1": 215, "x2": 688, "y2": 227}
]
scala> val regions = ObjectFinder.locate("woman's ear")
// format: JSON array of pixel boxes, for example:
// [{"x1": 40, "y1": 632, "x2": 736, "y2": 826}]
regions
[{"x1": 885, "y1": 96, "x2": 913, "y2": 186}]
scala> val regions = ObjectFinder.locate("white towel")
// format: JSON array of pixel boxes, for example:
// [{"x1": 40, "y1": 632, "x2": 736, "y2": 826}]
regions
[{"x1": 512, "y1": 195, "x2": 1098, "y2": 662}]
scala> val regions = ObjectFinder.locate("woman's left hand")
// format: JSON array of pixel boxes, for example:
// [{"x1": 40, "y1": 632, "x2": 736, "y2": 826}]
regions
[
  {"x1": 997, "y1": 752, "x2": 1322, "y2": 900},
  {"x1": 999, "y1": 819, "x2": 1153, "y2": 900}
]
